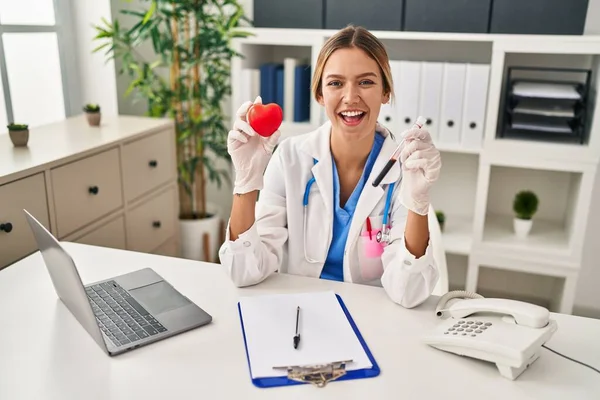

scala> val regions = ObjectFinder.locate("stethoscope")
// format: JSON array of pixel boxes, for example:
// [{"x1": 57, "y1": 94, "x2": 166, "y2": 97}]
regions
[{"x1": 303, "y1": 158, "x2": 396, "y2": 264}]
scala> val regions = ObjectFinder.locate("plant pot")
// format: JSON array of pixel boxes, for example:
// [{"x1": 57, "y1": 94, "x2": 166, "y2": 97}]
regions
[
  {"x1": 513, "y1": 217, "x2": 532, "y2": 238},
  {"x1": 86, "y1": 112, "x2": 101, "y2": 126},
  {"x1": 9, "y1": 129, "x2": 29, "y2": 147},
  {"x1": 179, "y1": 204, "x2": 222, "y2": 262}
]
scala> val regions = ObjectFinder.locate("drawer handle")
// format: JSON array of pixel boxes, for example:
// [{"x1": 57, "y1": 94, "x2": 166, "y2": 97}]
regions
[
  {"x1": 0, "y1": 222, "x2": 13, "y2": 233},
  {"x1": 149, "y1": 160, "x2": 158, "y2": 168},
  {"x1": 152, "y1": 221, "x2": 161, "y2": 228},
  {"x1": 89, "y1": 186, "x2": 99, "y2": 195}
]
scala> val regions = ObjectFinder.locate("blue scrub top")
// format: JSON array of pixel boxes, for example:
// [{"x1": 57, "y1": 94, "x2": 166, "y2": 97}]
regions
[{"x1": 320, "y1": 132, "x2": 385, "y2": 282}]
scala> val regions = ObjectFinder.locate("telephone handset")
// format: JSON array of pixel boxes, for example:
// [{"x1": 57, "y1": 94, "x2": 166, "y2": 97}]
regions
[{"x1": 423, "y1": 290, "x2": 558, "y2": 380}]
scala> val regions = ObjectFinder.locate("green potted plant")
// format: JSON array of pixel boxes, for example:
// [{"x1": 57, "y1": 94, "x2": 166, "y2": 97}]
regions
[
  {"x1": 83, "y1": 103, "x2": 101, "y2": 126},
  {"x1": 93, "y1": 0, "x2": 252, "y2": 262},
  {"x1": 7, "y1": 123, "x2": 29, "y2": 147},
  {"x1": 513, "y1": 190, "x2": 539, "y2": 238},
  {"x1": 435, "y1": 210, "x2": 446, "y2": 232}
]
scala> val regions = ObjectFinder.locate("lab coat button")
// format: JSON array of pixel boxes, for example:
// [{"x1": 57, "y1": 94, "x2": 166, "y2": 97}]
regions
[
  {"x1": 243, "y1": 241, "x2": 251, "y2": 247},
  {"x1": 404, "y1": 260, "x2": 412, "y2": 266}
]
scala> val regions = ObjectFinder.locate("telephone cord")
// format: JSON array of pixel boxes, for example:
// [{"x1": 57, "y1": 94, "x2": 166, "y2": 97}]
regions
[{"x1": 542, "y1": 344, "x2": 600, "y2": 375}]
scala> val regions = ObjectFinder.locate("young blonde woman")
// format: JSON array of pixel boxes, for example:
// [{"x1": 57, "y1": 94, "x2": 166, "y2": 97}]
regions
[{"x1": 219, "y1": 25, "x2": 442, "y2": 308}]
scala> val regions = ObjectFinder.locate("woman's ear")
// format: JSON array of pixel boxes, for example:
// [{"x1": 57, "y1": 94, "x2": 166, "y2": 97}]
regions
[
  {"x1": 382, "y1": 92, "x2": 390, "y2": 104},
  {"x1": 317, "y1": 93, "x2": 325, "y2": 106}
]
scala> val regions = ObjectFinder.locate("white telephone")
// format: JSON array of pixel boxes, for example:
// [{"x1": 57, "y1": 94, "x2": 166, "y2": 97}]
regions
[{"x1": 423, "y1": 291, "x2": 558, "y2": 380}]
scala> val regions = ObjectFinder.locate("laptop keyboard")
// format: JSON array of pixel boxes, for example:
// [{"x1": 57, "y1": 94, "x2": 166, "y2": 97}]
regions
[{"x1": 85, "y1": 280, "x2": 168, "y2": 347}]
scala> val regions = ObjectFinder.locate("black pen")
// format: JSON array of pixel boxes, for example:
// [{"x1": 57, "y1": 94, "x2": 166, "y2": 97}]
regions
[{"x1": 293, "y1": 306, "x2": 301, "y2": 349}]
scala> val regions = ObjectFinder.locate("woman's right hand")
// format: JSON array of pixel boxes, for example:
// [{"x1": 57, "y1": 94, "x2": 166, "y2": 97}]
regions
[{"x1": 228, "y1": 96, "x2": 281, "y2": 194}]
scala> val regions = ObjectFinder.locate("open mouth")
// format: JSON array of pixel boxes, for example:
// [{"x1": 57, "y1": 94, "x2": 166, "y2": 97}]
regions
[{"x1": 339, "y1": 110, "x2": 366, "y2": 126}]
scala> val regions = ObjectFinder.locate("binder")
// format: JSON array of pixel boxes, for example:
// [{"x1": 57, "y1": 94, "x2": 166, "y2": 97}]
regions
[
  {"x1": 395, "y1": 60, "x2": 421, "y2": 132},
  {"x1": 461, "y1": 63, "x2": 490, "y2": 149},
  {"x1": 418, "y1": 62, "x2": 444, "y2": 140},
  {"x1": 237, "y1": 292, "x2": 380, "y2": 388},
  {"x1": 439, "y1": 62, "x2": 466, "y2": 145},
  {"x1": 378, "y1": 99, "x2": 395, "y2": 133}
]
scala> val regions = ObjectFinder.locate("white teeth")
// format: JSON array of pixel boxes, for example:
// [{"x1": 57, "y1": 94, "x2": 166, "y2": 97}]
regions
[{"x1": 341, "y1": 111, "x2": 364, "y2": 117}]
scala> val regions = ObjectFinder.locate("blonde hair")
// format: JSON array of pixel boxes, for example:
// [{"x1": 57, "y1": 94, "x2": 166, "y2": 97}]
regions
[{"x1": 311, "y1": 25, "x2": 394, "y2": 103}]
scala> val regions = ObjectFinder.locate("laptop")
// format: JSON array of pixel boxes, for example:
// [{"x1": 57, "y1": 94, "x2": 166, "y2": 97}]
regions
[{"x1": 23, "y1": 209, "x2": 213, "y2": 356}]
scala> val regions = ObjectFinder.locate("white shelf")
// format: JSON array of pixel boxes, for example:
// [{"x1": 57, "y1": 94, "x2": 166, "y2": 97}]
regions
[
  {"x1": 482, "y1": 214, "x2": 570, "y2": 255},
  {"x1": 231, "y1": 27, "x2": 600, "y2": 314},
  {"x1": 435, "y1": 143, "x2": 481, "y2": 155},
  {"x1": 441, "y1": 215, "x2": 473, "y2": 255}
]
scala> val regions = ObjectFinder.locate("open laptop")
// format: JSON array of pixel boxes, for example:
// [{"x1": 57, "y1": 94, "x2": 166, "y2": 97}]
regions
[{"x1": 23, "y1": 209, "x2": 212, "y2": 356}]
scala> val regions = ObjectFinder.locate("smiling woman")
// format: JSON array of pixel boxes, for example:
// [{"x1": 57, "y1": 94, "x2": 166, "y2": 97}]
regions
[{"x1": 219, "y1": 25, "x2": 442, "y2": 309}]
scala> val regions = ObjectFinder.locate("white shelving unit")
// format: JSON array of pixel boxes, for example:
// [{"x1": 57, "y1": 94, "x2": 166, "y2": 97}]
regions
[{"x1": 230, "y1": 28, "x2": 600, "y2": 314}]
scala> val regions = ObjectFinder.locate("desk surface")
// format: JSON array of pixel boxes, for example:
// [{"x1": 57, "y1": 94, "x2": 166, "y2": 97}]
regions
[{"x1": 1, "y1": 243, "x2": 598, "y2": 400}]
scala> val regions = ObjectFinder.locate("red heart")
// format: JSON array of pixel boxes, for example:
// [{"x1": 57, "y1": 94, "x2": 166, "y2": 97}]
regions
[{"x1": 247, "y1": 103, "x2": 283, "y2": 137}]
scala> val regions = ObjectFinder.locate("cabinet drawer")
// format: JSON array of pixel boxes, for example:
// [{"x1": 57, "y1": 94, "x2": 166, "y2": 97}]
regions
[
  {"x1": 122, "y1": 130, "x2": 174, "y2": 202},
  {"x1": 73, "y1": 216, "x2": 126, "y2": 250},
  {"x1": 51, "y1": 148, "x2": 123, "y2": 238},
  {"x1": 126, "y1": 187, "x2": 177, "y2": 253},
  {"x1": 0, "y1": 173, "x2": 50, "y2": 268}
]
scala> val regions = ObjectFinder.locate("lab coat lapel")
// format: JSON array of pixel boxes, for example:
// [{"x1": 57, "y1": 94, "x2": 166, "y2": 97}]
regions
[
  {"x1": 346, "y1": 130, "x2": 401, "y2": 250},
  {"x1": 300, "y1": 122, "x2": 334, "y2": 220}
]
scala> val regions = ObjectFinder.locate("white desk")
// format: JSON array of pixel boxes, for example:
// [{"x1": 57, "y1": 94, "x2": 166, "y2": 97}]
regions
[{"x1": 1, "y1": 243, "x2": 598, "y2": 400}]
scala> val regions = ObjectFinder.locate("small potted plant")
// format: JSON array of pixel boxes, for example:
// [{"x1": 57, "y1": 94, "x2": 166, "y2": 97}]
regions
[
  {"x1": 513, "y1": 190, "x2": 539, "y2": 238},
  {"x1": 7, "y1": 123, "x2": 29, "y2": 147},
  {"x1": 83, "y1": 103, "x2": 101, "y2": 126},
  {"x1": 435, "y1": 210, "x2": 446, "y2": 232}
]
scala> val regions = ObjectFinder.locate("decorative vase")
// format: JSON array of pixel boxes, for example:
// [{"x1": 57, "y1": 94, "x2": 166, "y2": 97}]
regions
[
  {"x1": 86, "y1": 112, "x2": 101, "y2": 126},
  {"x1": 513, "y1": 217, "x2": 532, "y2": 238},
  {"x1": 9, "y1": 129, "x2": 29, "y2": 147},
  {"x1": 179, "y1": 203, "x2": 222, "y2": 262}
]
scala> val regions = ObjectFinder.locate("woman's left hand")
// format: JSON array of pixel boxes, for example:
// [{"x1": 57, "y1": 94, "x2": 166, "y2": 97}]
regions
[{"x1": 399, "y1": 127, "x2": 442, "y2": 215}]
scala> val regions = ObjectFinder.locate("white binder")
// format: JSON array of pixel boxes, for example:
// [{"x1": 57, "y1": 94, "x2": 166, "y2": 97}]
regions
[
  {"x1": 439, "y1": 63, "x2": 467, "y2": 145},
  {"x1": 241, "y1": 68, "x2": 260, "y2": 105},
  {"x1": 395, "y1": 60, "x2": 421, "y2": 133},
  {"x1": 461, "y1": 63, "x2": 490, "y2": 149},
  {"x1": 418, "y1": 62, "x2": 444, "y2": 140},
  {"x1": 378, "y1": 100, "x2": 396, "y2": 133}
]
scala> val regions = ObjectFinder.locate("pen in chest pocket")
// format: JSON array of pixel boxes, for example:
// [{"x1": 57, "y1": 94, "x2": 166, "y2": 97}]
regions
[{"x1": 366, "y1": 217, "x2": 372, "y2": 240}]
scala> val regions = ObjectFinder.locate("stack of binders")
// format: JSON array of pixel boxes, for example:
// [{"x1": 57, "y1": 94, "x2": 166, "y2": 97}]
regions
[
  {"x1": 500, "y1": 66, "x2": 591, "y2": 144},
  {"x1": 240, "y1": 58, "x2": 311, "y2": 124},
  {"x1": 377, "y1": 60, "x2": 491, "y2": 150}
]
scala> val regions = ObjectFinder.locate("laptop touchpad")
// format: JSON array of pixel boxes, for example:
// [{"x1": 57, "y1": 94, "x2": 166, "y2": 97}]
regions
[{"x1": 129, "y1": 281, "x2": 191, "y2": 315}]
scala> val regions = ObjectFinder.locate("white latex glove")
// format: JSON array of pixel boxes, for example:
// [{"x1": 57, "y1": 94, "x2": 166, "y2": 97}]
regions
[
  {"x1": 227, "y1": 96, "x2": 281, "y2": 194},
  {"x1": 398, "y1": 127, "x2": 441, "y2": 215}
]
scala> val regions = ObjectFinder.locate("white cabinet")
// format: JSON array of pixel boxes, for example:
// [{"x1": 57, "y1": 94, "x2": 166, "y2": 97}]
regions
[{"x1": 0, "y1": 115, "x2": 180, "y2": 269}]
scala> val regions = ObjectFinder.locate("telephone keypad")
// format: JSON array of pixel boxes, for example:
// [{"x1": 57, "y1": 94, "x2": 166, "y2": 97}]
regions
[{"x1": 445, "y1": 319, "x2": 491, "y2": 337}]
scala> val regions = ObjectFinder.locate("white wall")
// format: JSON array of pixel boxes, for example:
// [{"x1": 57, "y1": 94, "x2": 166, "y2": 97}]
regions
[{"x1": 69, "y1": 0, "x2": 118, "y2": 116}]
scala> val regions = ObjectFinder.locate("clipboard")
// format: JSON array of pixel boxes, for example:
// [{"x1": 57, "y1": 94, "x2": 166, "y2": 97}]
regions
[{"x1": 237, "y1": 293, "x2": 380, "y2": 388}]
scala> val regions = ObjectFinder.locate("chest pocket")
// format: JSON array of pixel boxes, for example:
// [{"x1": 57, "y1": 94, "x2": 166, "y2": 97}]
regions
[{"x1": 356, "y1": 214, "x2": 386, "y2": 282}]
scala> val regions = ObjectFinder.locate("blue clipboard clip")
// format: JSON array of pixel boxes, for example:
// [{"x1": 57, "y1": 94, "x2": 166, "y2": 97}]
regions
[
  {"x1": 272, "y1": 359, "x2": 353, "y2": 387},
  {"x1": 237, "y1": 293, "x2": 380, "y2": 388}
]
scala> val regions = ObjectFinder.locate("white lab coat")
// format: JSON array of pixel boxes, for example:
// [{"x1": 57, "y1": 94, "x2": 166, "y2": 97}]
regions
[{"x1": 218, "y1": 121, "x2": 439, "y2": 308}]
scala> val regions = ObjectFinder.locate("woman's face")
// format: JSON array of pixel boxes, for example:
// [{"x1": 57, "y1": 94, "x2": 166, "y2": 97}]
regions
[{"x1": 318, "y1": 47, "x2": 389, "y2": 142}]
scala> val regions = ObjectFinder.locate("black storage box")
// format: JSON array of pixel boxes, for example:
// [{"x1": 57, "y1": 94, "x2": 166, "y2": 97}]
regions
[
  {"x1": 325, "y1": 0, "x2": 403, "y2": 31},
  {"x1": 253, "y1": 0, "x2": 324, "y2": 29},
  {"x1": 404, "y1": 0, "x2": 491, "y2": 33},
  {"x1": 489, "y1": 0, "x2": 589, "y2": 35}
]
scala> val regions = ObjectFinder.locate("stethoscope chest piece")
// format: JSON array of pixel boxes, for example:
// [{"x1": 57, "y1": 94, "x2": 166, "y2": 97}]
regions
[{"x1": 376, "y1": 228, "x2": 390, "y2": 244}]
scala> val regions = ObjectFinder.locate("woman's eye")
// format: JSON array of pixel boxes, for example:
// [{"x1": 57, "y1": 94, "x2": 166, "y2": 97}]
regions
[
  {"x1": 360, "y1": 80, "x2": 374, "y2": 85},
  {"x1": 327, "y1": 81, "x2": 341, "y2": 86}
]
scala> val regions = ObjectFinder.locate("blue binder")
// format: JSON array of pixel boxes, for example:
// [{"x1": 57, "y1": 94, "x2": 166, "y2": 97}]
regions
[{"x1": 237, "y1": 293, "x2": 380, "y2": 388}]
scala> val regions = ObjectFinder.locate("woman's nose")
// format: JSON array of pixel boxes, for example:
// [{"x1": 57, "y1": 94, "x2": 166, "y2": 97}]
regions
[{"x1": 343, "y1": 84, "x2": 360, "y2": 104}]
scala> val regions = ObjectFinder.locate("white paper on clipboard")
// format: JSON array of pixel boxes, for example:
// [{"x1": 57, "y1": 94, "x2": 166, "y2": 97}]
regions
[{"x1": 238, "y1": 291, "x2": 372, "y2": 379}]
